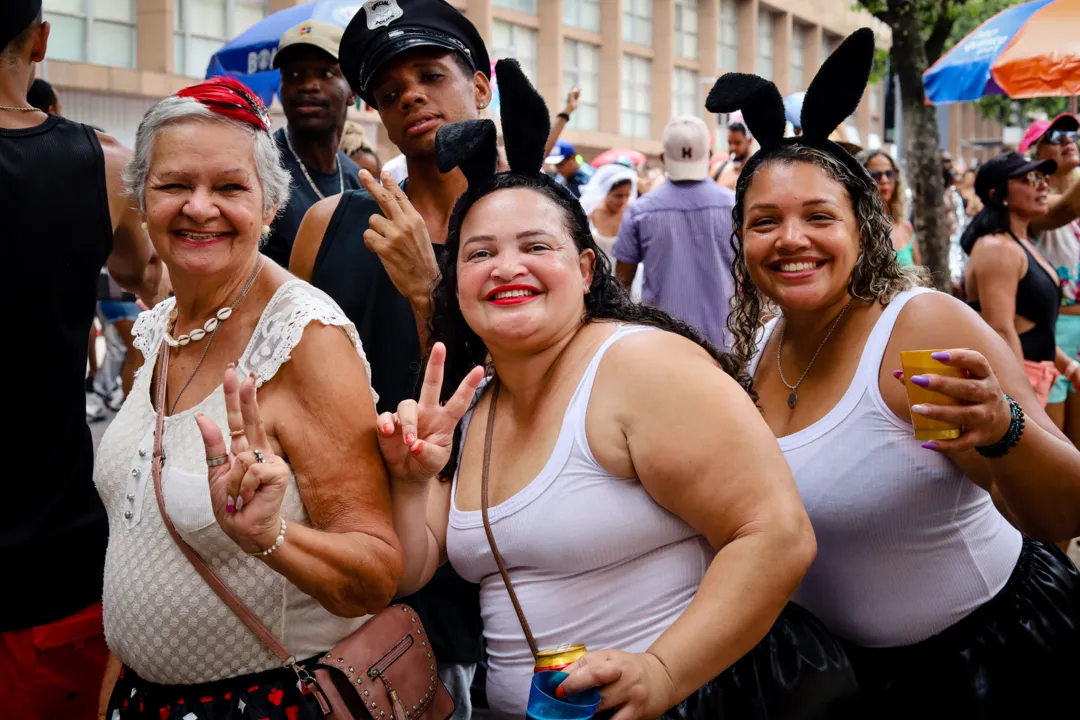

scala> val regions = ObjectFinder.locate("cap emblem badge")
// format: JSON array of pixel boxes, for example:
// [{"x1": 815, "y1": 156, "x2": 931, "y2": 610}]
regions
[
  {"x1": 299, "y1": 24, "x2": 312, "y2": 36},
  {"x1": 363, "y1": 0, "x2": 404, "y2": 30}
]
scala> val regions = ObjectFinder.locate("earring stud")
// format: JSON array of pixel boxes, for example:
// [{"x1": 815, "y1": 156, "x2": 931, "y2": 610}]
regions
[
  {"x1": 140, "y1": 222, "x2": 148, "y2": 230},
  {"x1": 262, "y1": 225, "x2": 272, "y2": 236}
]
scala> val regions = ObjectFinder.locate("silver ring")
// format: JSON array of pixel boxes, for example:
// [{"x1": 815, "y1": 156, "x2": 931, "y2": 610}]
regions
[
  {"x1": 206, "y1": 454, "x2": 228, "y2": 467},
  {"x1": 253, "y1": 449, "x2": 265, "y2": 464}
]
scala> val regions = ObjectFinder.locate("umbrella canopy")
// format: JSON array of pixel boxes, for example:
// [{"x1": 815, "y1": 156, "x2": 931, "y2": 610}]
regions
[
  {"x1": 923, "y1": 0, "x2": 1075, "y2": 104},
  {"x1": 205, "y1": 0, "x2": 363, "y2": 105},
  {"x1": 992, "y1": 0, "x2": 1080, "y2": 99},
  {"x1": 591, "y1": 148, "x2": 647, "y2": 167}
]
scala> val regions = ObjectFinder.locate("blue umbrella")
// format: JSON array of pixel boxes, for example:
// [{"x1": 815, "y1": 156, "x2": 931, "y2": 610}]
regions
[
  {"x1": 923, "y1": 0, "x2": 1055, "y2": 104},
  {"x1": 205, "y1": 0, "x2": 364, "y2": 105}
]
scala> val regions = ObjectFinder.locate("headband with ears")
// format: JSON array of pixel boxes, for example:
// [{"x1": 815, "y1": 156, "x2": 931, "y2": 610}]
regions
[
  {"x1": 436, "y1": 59, "x2": 566, "y2": 193},
  {"x1": 706, "y1": 27, "x2": 875, "y2": 176}
]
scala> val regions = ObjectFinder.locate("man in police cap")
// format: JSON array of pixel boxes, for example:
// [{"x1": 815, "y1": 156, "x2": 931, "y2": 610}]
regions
[
  {"x1": 289, "y1": 1, "x2": 489, "y2": 715},
  {"x1": 1, "y1": 2, "x2": 165, "y2": 717},
  {"x1": 263, "y1": 19, "x2": 364, "y2": 268}
]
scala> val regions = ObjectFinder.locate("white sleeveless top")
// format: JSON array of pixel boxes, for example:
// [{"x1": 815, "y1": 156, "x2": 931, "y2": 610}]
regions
[
  {"x1": 447, "y1": 325, "x2": 714, "y2": 716},
  {"x1": 749, "y1": 288, "x2": 1021, "y2": 647},
  {"x1": 94, "y1": 279, "x2": 377, "y2": 684}
]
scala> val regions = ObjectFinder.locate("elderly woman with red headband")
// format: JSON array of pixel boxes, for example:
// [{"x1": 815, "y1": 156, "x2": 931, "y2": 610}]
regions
[{"x1": 93, "y1": 77, "x2": 402, "y2": 719}]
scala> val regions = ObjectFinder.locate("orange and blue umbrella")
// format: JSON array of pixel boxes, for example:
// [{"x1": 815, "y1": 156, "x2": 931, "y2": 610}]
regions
[
  {"x1": 205, "y1": 0, "x2": 362, "y2": 105},
  {"x1": 924, "y1": 0, "x2": 1078, "y2": 104}
]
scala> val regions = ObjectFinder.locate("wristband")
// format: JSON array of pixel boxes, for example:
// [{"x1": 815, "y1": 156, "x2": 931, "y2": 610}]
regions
[
  {"x1": 975, "y1": 394, "x2": 1025, "y2": 459},
  {"x1": 557, "y1": 112, "x2": 570, "y2": 122}
]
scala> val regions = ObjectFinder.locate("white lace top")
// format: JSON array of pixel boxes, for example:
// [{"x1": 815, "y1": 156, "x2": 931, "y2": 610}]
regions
[{"x1": 94, "y1": 279, "x2": 377, "y2": 684}]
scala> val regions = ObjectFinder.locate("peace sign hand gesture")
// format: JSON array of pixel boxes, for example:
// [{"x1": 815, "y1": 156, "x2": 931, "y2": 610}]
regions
[
  {"x1": 376, "y1": 343, "x2": 486, "y2": 485},
  {"x1": 195, "y1": 365, "x2": 290, "y2": 556},
  {"x1": 359, "y1": 169, "x2": 440, "y2": 309}
]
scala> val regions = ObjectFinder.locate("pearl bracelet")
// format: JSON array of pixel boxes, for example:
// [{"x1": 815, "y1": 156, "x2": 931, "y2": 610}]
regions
[{"x1": 251, "y1": 518, "x2": 287, "y2": 557}]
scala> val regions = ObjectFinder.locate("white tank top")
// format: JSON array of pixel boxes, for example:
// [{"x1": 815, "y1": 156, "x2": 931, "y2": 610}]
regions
[
  {"x1": 95, "y1": 280, "x2": 377, "y2": 684},
  {"x1": 749, "y1": 288, "x2": 1022, "y2": 647},
  {"x1": 447, "y1": 325, "x2": 714, "y2": 716}
]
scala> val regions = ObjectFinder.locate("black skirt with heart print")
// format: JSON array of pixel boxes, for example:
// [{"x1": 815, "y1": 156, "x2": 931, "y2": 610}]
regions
[{"x1": 106, "y1": 657, "x2": 324, "y2": 720}]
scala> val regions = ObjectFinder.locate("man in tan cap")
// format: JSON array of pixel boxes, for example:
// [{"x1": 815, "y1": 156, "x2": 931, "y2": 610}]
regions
[{"x1": 263, "y1": 19, "x2": 363, "y2": 268}]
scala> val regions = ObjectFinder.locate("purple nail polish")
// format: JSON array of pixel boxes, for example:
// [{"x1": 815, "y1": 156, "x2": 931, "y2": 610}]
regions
[
  {"x1": 931, "y1": 351, "x2": 950, "y2": 362},
  {"x1": 921, "y1": 441, "x2": 938, "y2": 451},
  {"x1": 892, "y1": 370, "x2": 903, "y2": 379},
  {"x1": 911, "y1": 375, "x2": 931, "y2": 387},
  {"x1": 226, "y1": 496, "x2": 235, "y2": 513},
  {"x1": 235, "y1": 495, "x2": 244, "y2": 511}
]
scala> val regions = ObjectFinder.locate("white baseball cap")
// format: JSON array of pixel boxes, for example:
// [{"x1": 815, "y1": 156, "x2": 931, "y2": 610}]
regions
[{"x1": 662, "y1": 115, "x2": 711, "y2": 181}]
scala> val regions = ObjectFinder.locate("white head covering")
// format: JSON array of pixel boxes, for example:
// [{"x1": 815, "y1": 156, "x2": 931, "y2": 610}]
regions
[{"x1": 578, "y1": 163, "x2": 638, "y2": 218}]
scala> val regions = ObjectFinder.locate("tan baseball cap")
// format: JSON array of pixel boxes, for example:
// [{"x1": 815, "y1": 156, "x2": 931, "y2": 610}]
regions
[{"x1": 273, "y1": 19, "x2": 344, "y2": 68}]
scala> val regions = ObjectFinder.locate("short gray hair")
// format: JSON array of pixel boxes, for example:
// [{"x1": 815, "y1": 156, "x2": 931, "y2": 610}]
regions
[{"x1": 123, "y1": 96, "x2": 291, "y2": 217}]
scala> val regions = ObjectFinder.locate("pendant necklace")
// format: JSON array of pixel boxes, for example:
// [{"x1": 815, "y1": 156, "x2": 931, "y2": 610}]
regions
[{"x1": 776, "y1": 299, "x2": 853, "y2": 409}]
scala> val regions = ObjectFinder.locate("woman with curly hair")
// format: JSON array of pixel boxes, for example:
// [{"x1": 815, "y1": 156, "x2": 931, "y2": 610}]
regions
[
  {"x1": 373, "y1": 60, "x2": 858, "y2": 720},
  {"x1": 857, "y1": 148, "x2": 920, "y2": 267},
  {"x1": 710, "y1": 28, "x2": 1080, "y2": 719}
]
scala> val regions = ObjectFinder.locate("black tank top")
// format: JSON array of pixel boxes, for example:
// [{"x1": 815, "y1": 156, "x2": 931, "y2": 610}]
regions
[
  {"x1": 969, "y1": 231, "x2": 1061, "y2": 362},
  {"x1": 311, "y1": 189, "x2": 482, "y2": 665},
  {"x1": 1, "y1": 116, "x2": 112, "y2": 630}
]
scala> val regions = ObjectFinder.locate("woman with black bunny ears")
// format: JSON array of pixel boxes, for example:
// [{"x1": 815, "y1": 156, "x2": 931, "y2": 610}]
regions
[
  {"x1": 373, "y1": 59, "x2": 859, "y2": 719},
  {"x1": 709, "y1": 28, "x2": 1080, "y2": 717}
]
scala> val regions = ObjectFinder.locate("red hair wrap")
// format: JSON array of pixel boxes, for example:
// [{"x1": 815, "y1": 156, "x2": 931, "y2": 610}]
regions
[{"x1": 175, "y1": 76, "x2": 271, "y2": 133}]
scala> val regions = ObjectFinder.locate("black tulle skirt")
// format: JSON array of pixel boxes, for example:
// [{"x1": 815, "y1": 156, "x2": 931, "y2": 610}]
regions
[
  {"x1": 839, "y1": 537, "x2": 1080, "y2": 719},
  {"x1": 657, "y1": 602, "x2": 860, "y2": 720}
]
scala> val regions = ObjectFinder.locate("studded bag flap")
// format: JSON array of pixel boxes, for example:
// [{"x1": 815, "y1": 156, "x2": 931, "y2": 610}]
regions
[{"x1": 150, "y1": 340, "x2": 455, "y2": 720}]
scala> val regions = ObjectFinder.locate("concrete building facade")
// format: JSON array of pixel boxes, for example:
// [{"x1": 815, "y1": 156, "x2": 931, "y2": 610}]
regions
[{"x1": 38, "y1": 0, "x2": 894, "y2": 163}]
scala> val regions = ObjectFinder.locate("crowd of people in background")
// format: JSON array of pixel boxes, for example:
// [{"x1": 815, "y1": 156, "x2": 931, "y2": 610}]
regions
[{"x1": 5, "y1": 0, "x2": 1080, "y2": 719}]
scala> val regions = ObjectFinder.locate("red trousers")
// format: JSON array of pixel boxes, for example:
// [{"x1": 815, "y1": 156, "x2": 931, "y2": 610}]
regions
[{"x1": 0, "y1": 601, "x2": 109, "y2": 720}]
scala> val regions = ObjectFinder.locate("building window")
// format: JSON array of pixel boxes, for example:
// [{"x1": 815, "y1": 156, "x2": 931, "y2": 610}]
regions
[
  {"x1": 492, "y1": 20, "x2": 537, "y2": 85},
  {"x1": 674, "y1": 0, "x2": 698, "y2": 60},
  {"x1": 174, "y1": 0, "x2": 269, "y2": 78},
  {"x1": 44, "y1": 0, "x2": 136, "y2": 68},
  {"x1": 718, "y1": 0, "x2": 738, "y2": 72},
  {"x1": 622, "y1": 0, "x2": 652, "y2": 47},
  {"x1": 563, "y1": 0, "x2": 600, "y2": 32},
  {"x1": 621, "y1": 54, "x2": 652, "y2": 139},
  {"x1": 822, "y1": 33, "x2": 839, "y2": 67},
  {"x1": 672, "y1": 67, "x2": 699, "y2": 119},
  {"x1": 790, "y1": 23, "x2": 805, "y2": 92},
  {"x1": 563, "y1": 39, "x2": 599, "y2": 131},
  {"x1": 493, "y1": 0, "x2": 537, "y2": 13},
  {"x1": 756, "y1": 9, "x2": 773, "y2": 80}
]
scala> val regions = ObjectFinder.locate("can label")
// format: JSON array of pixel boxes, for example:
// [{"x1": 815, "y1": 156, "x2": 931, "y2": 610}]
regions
[{"x1": 533, "y1": 643, "x2": 587, "y2": 674}]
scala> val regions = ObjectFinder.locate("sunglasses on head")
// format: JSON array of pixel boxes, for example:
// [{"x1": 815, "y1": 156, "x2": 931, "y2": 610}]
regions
[
  {"x1": 1042, "y1": 130, "x2": 1077, "y2": 146},
  {"x1": 869, "y1": 169, "x2": 899, "y2": 182}
]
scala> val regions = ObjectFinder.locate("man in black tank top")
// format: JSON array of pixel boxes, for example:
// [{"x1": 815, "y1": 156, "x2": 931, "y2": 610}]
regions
[
  {"x1": 289, "y1": 0, "x2": 492, "y2": 713},
  {"x1": 0, "y1": 5, "x2": 166, "y2": 717}
]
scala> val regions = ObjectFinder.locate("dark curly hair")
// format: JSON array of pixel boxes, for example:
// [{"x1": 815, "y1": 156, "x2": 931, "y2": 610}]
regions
[
  {"x1": 430, "y1": 172, "x2": 750, "y2": 480},
  {"x1": 726, "y1": 144, "x2": 930, "y2": 381}
]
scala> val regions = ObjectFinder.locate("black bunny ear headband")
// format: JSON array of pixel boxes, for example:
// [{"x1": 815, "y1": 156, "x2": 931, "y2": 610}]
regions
[
  {"x1": 435, "y1": 59, "x2": 574, "y2": 198},
  {"x1": 706, "y1": 27, "x2": 876, "y2": 180}
]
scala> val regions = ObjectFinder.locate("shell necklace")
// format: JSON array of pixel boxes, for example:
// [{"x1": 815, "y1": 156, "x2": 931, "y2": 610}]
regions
[{"x1": 165, "y1": 256, "x2": 263, "y2": 348}]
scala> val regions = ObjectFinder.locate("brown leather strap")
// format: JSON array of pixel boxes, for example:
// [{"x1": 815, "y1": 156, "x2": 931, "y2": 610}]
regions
[
  {"x1": 151, "y1": 341, "x2": 294, "y2": 665},
  {"x1": 480, "y1": 377, "x2": 540, "y2": 659}
]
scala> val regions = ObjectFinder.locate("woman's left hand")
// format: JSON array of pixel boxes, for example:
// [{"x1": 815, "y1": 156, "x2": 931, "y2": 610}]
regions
[
  {"x1": 895, "y1": 348, "x2": 1013, "y2": 452},
  {"x1": 195, "y1": 366, "x2": 290, "y2": 555},
  {"x1": 557, "y1": 650, "x2": 678, "y2": 720}
]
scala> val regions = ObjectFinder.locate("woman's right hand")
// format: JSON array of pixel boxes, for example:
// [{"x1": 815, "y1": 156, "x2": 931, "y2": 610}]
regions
[{"x1": 376, "y1": 342, "x2": 485, "y2": 484}]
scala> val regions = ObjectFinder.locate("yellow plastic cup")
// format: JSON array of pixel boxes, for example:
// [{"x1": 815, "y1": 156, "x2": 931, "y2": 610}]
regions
[{"x1": 899, "y1": 350, "x2": 966, "y2": 441}]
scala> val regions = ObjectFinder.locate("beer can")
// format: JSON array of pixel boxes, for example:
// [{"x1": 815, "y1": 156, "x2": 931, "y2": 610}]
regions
[{"x1": 533, "y1": 643, "x2": 587, "y2": 674}]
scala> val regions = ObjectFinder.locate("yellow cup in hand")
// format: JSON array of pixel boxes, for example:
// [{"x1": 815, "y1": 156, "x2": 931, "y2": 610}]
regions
[{"x1": 899, "y1": 350, "x2": 967, "y2": 441}]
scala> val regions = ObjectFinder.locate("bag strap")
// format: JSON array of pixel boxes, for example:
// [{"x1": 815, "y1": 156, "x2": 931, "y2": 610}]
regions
[
  {"x1": 480, "y1": 377, "x2": 540, "y2": 659},
  {"x1": 150, "y1": 340, "x2": 294, "y2": 665}
]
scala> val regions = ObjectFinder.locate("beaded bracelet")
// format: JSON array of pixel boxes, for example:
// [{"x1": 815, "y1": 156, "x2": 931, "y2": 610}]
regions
[
  {"x1": 975, "y1": 394, "x2": 1025, "y2": 459},
  {"x1": 250, "y1": 517, "x2": 287, "y2": 557}
]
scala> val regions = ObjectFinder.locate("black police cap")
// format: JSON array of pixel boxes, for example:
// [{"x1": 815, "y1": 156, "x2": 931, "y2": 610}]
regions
[{"x1": 340, "y1": 0, "x2": 490, "y2": 108}]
